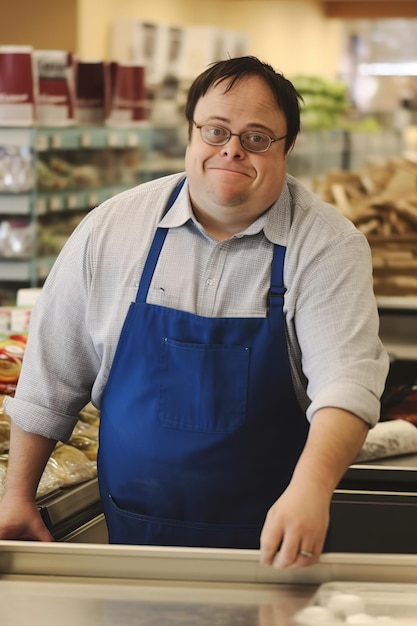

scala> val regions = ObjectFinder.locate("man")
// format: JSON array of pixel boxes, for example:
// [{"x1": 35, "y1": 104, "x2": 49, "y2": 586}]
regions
[{"x1": 0, "y1": 57, "x2": 389, "y2": 568}]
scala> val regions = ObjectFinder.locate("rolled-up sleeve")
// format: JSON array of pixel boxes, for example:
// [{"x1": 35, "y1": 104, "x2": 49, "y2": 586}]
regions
[
  {"x1": 4, "y1": 210, "x2": 99, "y2": 441},
  {"x1": 290, "y1": 229, "x2": 389, "y2": 426}
]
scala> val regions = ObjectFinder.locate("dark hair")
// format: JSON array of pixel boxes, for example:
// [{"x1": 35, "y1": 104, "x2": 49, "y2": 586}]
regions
[{"x1": 185, "y1": 56, "x2": 303, "y2": 154}]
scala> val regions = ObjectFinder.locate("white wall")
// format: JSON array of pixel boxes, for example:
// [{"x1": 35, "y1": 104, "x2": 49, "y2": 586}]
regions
[{"x1": 77, "y1": 0, "x2": 344, "y2": 79}]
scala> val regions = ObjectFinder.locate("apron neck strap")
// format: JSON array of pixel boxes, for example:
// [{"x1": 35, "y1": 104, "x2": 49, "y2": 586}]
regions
[
  {"x1": 136, "y1": 178, "x2": 186, "y2": 302},
  {"x1": 268, "y1": 244, "x2": 287, "y2": 317}
]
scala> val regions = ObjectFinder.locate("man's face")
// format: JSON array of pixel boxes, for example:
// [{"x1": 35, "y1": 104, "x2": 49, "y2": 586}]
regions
[{"x1": 185, "y1": 74, "x2": 288, "y2": 233}]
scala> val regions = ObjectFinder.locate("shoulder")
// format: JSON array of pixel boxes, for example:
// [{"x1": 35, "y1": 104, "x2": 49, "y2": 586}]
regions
[
  {"x1": 285, "y1": 174, "x2": 369, "y2": 259},
  {"x1": 84, "y1": 172, "x2": 186, "y2": 244},
  {"x1": 286, "y1": 174, "x2": 359, "y2": 238},
  {"x1": 282, "y1": 175, "x2": 372, "y2": 289},
  {"x1": 96, "y1": 172, "x2": 186, "y2": 217}
]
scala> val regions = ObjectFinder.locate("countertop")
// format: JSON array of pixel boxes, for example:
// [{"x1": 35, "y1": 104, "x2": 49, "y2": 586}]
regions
[{"x1": 2, "y1": 543, "x2": 417, "y2": 626}]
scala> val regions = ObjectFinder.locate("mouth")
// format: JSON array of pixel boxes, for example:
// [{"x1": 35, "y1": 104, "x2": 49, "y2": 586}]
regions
[{"x1": 207, "y1": 166, "x2": 250, "y2": 177}]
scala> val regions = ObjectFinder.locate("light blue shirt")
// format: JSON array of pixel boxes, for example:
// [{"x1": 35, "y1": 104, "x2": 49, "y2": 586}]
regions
[{"x1": 5, "y1": 172, "x2": 389, "y2": 441}]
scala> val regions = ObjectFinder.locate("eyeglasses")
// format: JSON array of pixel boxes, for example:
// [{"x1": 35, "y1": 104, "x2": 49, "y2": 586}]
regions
[{"x1": 193, "y1": 121, "x2": 287, "y2": 153}]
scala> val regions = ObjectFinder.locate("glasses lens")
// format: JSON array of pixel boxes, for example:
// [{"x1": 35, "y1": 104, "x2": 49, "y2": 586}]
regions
[
  {"x1": 200, "y1": 125, "x2": 230, "y2": 145},
  {"x1": 240, "y1": 131, "x2": 271, "y2": 152}
]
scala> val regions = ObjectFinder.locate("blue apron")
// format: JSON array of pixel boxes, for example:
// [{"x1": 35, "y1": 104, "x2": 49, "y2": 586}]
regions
[{"x1": 98, "y1": 180, "x2": 309, "y2": 548}]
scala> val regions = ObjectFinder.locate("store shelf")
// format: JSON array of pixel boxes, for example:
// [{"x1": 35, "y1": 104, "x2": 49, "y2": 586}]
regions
[
  {"x1": 0, "y1": 128, "x2": 35, "y2": 148},
  {"x1": 0, "y1": 125, "x2": 152, "y2": 152},
  {"x1": 0, "y1": 194, "x2": 32, "y2": 215},
  {"x1": 377, "y1": 295, "x2": 417, "y2": 311},
  {"x1": 0, "y1": 256, "x2": 56, "y2": 282},
  {"x1": 34, "y1": 184, "x2": 136, "y2": 216},
  {"x1": 0, "y1": 125, "x2": 190, "y2": 296},
  {"x1": 0, "y1": 125, "x2": 174, "y2": 293}
]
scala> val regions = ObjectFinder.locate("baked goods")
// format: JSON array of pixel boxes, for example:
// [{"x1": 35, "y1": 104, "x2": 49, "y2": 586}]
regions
[
  {"x1": 47, "y1": 443, "x2": 96, "y2": 487},
  {"x1": 78, "y1": 402, "x2": 100, "y2": 428},
  {"x1": 313, "y1": 157, "x2": 417, "y2": 295},
  {"x1": 68, "y1": 433, "x2": 98, "y2": 461},
  {"x1": 0, "y1": 418, "x2": 10, "y2": 454}
]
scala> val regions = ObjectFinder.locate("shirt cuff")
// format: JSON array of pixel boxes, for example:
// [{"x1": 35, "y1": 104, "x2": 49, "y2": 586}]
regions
[
  {"x1": 3, "y1": 396, "x2": 78, "y2": 442},
  {"x1": 306, "y1": 381, "x2": 382, "y2": 428}
]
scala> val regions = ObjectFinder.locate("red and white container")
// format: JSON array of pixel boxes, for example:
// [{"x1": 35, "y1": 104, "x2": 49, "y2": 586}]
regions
[
  {"x1": 0, "y1": 46, "x2": 35, "y2": 126},
  {"x1": 105, "y1": 62, "x2": 147, "y2": 127},
  {"x1": 75, "y1": 59, "x2": 108, "y2": 126},
  {"x1": 33, "y1": 49, "x2": 76, "y2": 127}
]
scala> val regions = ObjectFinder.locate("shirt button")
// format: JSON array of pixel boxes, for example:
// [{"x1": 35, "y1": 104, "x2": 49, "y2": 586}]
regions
[{"x1": 206, "y1": 278, "x2": 213, "y2": 286}]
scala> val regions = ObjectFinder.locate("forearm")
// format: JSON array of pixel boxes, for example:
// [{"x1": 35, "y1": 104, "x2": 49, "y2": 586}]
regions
[
  {"x1": 259, "y1": 407, "x2": 369, "y2": 568},
  {"x1": 4, "y1": 422, "x2": 57, "y2": 499},
  {"x1": 290, "y1": 407, "x2": 369, "y2": 496}
]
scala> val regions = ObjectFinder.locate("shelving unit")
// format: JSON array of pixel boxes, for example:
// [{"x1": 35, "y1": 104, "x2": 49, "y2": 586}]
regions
[{"x1": 0, "y1": 125, "x2": 185, "y2": 301}]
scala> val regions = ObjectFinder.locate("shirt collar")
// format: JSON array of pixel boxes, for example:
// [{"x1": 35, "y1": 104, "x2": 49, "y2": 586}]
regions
[
  {"x1": 158, "y1": 178, "x2": 193, "y2": 229},
  {"x1": 158, "y1": 176, "x2": 292, "y2": 245}
]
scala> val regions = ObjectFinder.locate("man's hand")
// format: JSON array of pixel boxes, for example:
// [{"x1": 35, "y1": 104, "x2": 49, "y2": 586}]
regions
[
  {"x1": 259, "y1": 407, "x2": 369, "y2": 568},
  {"x1": 0, "y1": 495, "x2": 54, "y2": 541},
  {"x1": 0, "y1": 422, "x2": 57, "y2": 541},
  {"x1": 259, "y1": 482, "x2": 329, "y2": 568}
]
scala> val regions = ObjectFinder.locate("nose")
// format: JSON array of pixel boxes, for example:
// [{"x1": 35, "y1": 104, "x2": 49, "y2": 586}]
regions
[{"x1": 219, "y1": 134, "x2": 245, "y2": 159}]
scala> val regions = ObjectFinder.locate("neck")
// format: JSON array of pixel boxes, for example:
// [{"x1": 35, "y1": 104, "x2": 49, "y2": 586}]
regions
[
  {"x1": 191, "y1": 196, "x2": 266, "y2": 240},
  {"x1": 192, "y1": 208, "x2": 252, "y2": 241}
]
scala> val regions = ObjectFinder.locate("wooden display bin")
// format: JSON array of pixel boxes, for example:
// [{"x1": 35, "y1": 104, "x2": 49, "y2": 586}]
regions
[{"x1": 369, "y1": 235, "x2": 417, "y2": 296}]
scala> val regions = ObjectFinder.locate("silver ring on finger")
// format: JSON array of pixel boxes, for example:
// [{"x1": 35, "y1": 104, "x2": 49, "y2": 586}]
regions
[{"x1": 299, "y1": 549, "x2": 314, "y2": 559}]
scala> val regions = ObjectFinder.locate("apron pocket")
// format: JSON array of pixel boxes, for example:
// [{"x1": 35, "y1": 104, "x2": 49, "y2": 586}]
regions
[
  {"x1": 159, "y1": 337, "x2": 249, "y2": 433},
  {"x1": 106, "y1": 495, "x2": 260, "y2": 549}
]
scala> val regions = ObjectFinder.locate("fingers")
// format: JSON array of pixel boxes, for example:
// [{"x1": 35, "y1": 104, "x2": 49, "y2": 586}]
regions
[
  {"x1": 260, "y1": 521, "x2": 322, "y2": 569},
  {"x1": 270, "y1": 543, "x2": 319, "y2": 569},
  {"x1": 259, "y1": 486, "x2": 329, "y2": 569},
  {"x1": 0, "y1": 509, "x2": 55, "y2": 542}
]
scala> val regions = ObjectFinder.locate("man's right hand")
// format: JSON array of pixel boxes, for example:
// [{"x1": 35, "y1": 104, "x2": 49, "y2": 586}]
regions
[{"x1": 0, "y1": 496, "x2": 54, "y2": 541}]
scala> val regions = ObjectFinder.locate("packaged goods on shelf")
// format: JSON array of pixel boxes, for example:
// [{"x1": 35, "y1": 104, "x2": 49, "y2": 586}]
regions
[
  {"x1": 1, "y1": 43, "x2": 149, "y2": 128},
  {"x1": 0, "y1": 399, "x2": 100, "y2": 498},
  {"x1": 0, "y1": 410, "x2": 10, "y2": 454},
  {"x1": 0, "y1": 143, "x2": 34, "y2": 192},
  {"x1": 0, "y1": 124, "x2": 156, "y2": 300},
  {"x1": 48, "y1": 443, "x2": 97, "y2": 487},
  {"x1": 105, "y1": 62, "x2": 148, "y2": 127},
  {"x1": 0, "y1": 336, "x2": 27, "y2": 396},
  {"x1": 0, "y1": 289, "x2": 39, "y2": 395},
  {"x1": 0, "y1": 46, "x2": 35, "y2": 126},
  {"x1": 33, "y1": 50, "x2": 76, "y2": 127},
  {"x1": 0, "y1": 218, "x2": 35, "y2": 257},
  {"x1": 16, "y1": 288, "x2": 42, "y2": 306},
  {"x1": 75, "y1": 60, "x2": 107, "y2": 126}
]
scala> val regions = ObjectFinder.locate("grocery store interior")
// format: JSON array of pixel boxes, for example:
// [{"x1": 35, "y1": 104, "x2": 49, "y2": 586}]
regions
[{"x1": 1, "y1": 2, "x2": 417, "y2": 624}]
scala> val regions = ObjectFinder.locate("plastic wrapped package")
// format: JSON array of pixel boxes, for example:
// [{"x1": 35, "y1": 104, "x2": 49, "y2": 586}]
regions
[
  {"x1": 0, "y1": 453, "x2": 7, "y2": 498},
  {"x1": 36, "y1": 462, "x2": 62, "y2": 498},
  {"x1": 72, "y1": 417, "x2": 99, "y2": 439},
  {"x1": 68, "y1": 432, "x2": 98, "y2": 462},
  {"x1": 355, "y1": 419, "x2": 417, "y2": 463},
  {"x1": 0, "y1": 452, "x2": 61, "y2": 499},
  {"x1": 0, "y1": 219, "x2": 35, "y2": 258},
  {"x1": 78, "y1": 402, "x2": 100, "y2": 428},
  {"x1": 69, "y1": 414, "x2": 99, "y2": 461},
  {"x1": 0, "y1": 417, "x2": 10, "y2": 453},
  {"x1": 0, "y1": 396, "x2": 12, "y2": 453},
  {"x1": 47, "y1": 443, "x2": 97, "y2": 488},
  {"x1": 0, "y1": 463, "x2": 5, "y2": 498}
]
